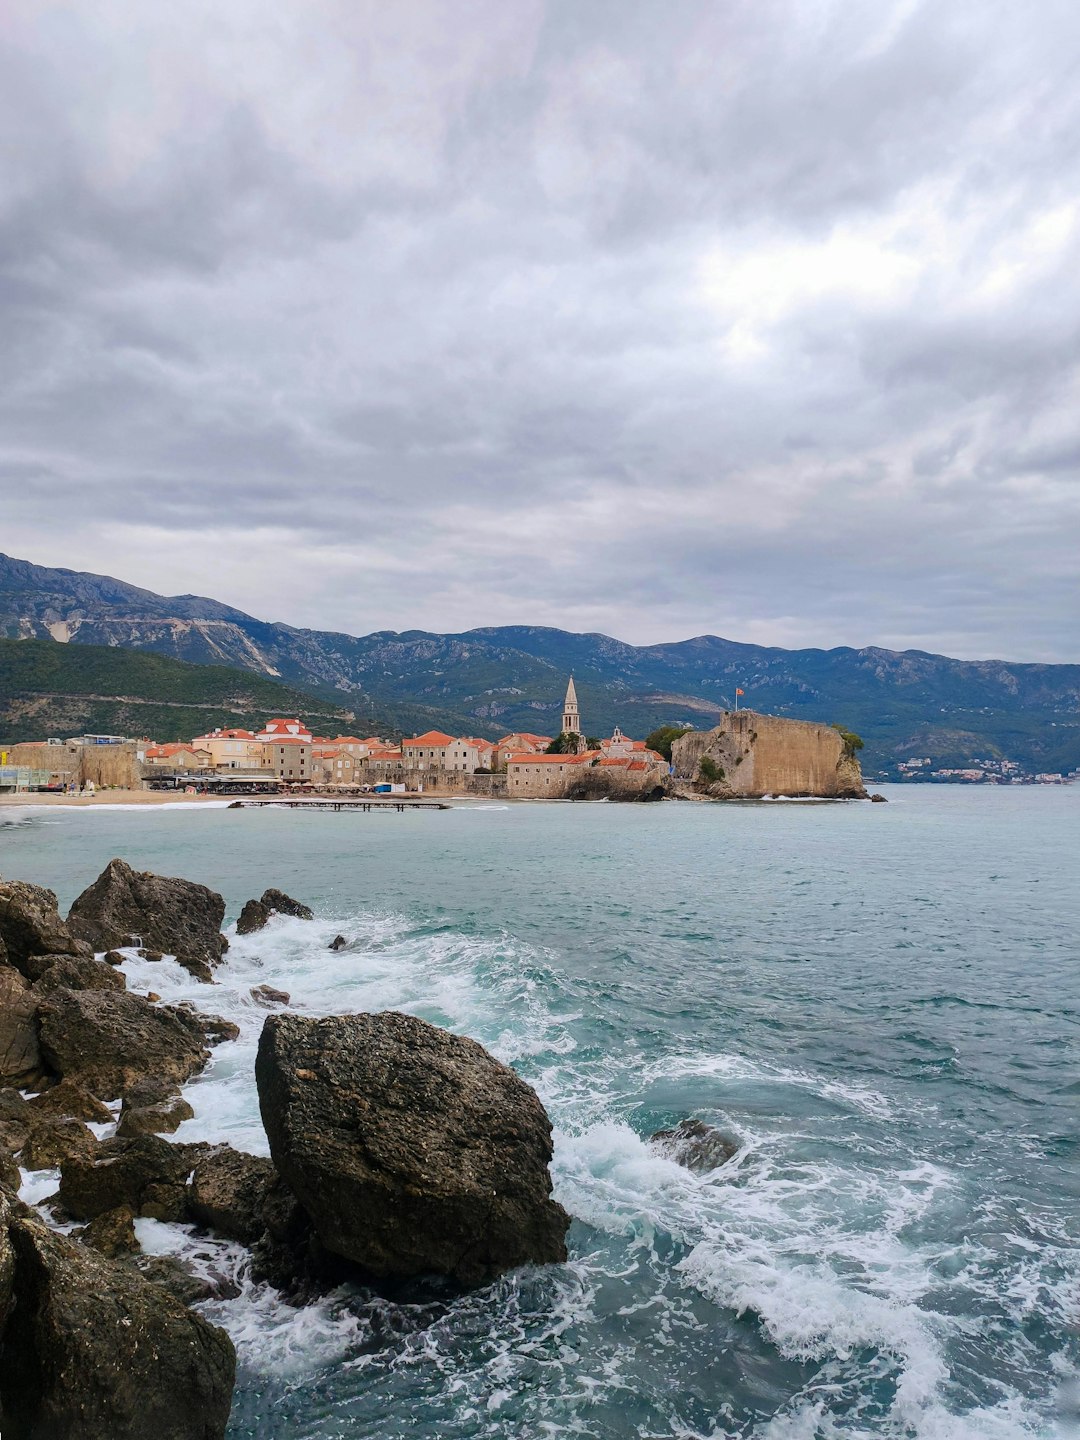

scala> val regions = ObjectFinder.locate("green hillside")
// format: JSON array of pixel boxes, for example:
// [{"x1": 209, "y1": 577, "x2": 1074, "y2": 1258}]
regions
[{"x1": 0, "y1": 639, "x2": 354, "y2": 744}]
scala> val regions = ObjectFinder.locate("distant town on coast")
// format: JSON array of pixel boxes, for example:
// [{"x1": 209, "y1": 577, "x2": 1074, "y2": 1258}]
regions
[{"x1": 0, "y1": 553, "x2": 1077, "y2": 793}]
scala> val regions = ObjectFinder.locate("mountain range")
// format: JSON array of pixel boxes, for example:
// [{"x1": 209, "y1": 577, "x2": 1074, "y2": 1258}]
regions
[{"x1": 1, "y1": 553, "x2": 1077, "y2": 776}]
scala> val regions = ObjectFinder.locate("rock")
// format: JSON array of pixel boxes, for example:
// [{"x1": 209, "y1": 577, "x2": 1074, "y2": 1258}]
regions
[
  {"x1": 36, "y1": 988, "x2": 211, "y2": 1100},
  {"x1": 236, "y1": 898, "x2": 270, "y2": 935},
  {"x1": 75, "y1": 1204, "x2": 139, "y2": 1259},
  {"x1": 0, "y1": 962, "x2": 45, "y2": 1088},
  {"x1": 260, "y1": 888, "x2": 314, "y2": 921},
  {"x1": 250, "y1": 983, "x2": 290, "y2": 1007},
  {"x1": 0, "y1": 1146, "x2": 18, "y2": 1191},
  {"x1": 170, "y1": 1003, "x2": 240, "y2": 1045},
  {"x1": 133, "y1": 1253, "x2": 230, "y2": 1306},
  {"x1": 0, "y1": 1188, "x2": 15, "y2": 1333},
  {"x1": 329, "y1": 935, "x2": 348, "y2": 951},
  {"x1": 20, "y1": 1117, "x2": 98, "y2": 1170},
  {"x1": 0, "y1": 1087, "x2": 32, "y2": 1153},
  {"x1": 138, "y1": 948, "x2": 165, "y2": 962},
  {"x1": 60, "y1": 1135, "x2": 213, "y2": 1221},
  {"x1": 66, "y1": 858, "x2": 228, "y2": 983},
  {"x1": 103, "y1": 949, "x2": 125, "y2": 965},
  {"x1": 187, "y1": 1146, "x2": 278, "y2": 1246},
  {"x1": 1, "y1": 1213, "x2": 235, "y2": 1440},
  {"x1": 0, "y1": 879, "x2": 88, "y2": 976},
  {"x1": 236, "y1": 889, "x2": 313, "y2": 935},
  {"x1": 256, "y1": 1011, "x2": 570, "y2": 1285},
  {"x1": 650, "y1": 1118, "x2": 739, "y2": 1172},
  {"x1": 28, "y1": 1079, "x2": 114, "y2": 1124},
  {"x1": 30, "y1": 953, "x2": 127, "y2": 993},
  {"x1": 870, "y1": 792, "x2": 888, "y2": 802},
  {"x1": 117, "y1": 1089, "x2": 194, "y2": 1138},
  {"x1": 147, "y1": 991, "x2": 161, "y2": 1002}
]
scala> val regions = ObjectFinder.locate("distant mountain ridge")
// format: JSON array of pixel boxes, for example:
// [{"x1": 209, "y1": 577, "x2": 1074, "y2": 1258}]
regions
[{"x1": 2, "y1": 553, "x2": 1078, "y2": 775}]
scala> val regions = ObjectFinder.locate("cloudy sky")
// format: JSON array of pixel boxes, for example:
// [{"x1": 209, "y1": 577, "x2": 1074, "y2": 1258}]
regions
[{"x1": 2, "y1": 1, "x2": 1078, "y2": 660}]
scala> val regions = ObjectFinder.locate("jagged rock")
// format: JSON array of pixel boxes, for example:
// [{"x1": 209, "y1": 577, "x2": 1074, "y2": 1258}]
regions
[
  {"x1": 1, "y1": 1214, "x2": 235, "y2": 1440},
  {"x1": 147, "y1": 991, "x2": 161, "y2": 1002},
  {"x1": 117, "y1": 1088, "x2": 194, "y2": 1138},
  {"x1": 329, "y1": 935, "x2": 348, "y2": 951},
  {"x1": 138, "y1": 948, "x2": 165, "y2": 961},
  {"x1": 0, "y1": 1147, "x2": 18, "y2": 1190},
  {"x1": 0, "y1": 1087, "x2": 32, "y2": 1153},
  {"x1": 870, "y1": 792, "x2": 888, "y2": 802},
  {"x1": 170, "y1": 1004, "x2": 240, "y2": 1045},
  {"x1": 75, "y1": 1204, "x2": 139, "y2": 1259},
  {"x1": 187, "y1": 1146, "x2": 279, "y2": 1246},
  {"x1": 0, "y1": 880, "x2": 88, "y2": 976},
  {"x1": 133, "y1": 1253, "x2": 232, "y2": 1306},
  {"x1": 0, "y1": 1188, "x2": 15, "y2": 1333},
  {"x1": 236, "y1": 898, "x2": 271, "y2": 935},
  {"x1": 60, "y1": 1135, "x2": 213, "y2": 1221},
  {"x1": 237, "y1": 889, "x2": 314, "y2": 936},
  {"x1": 250, "y1": 983, "x2": 290, "y2": 1007},
  {"x1": 256, "y1": 1011, "x2": 571, "y2": 1285},
  {"x1": 36, "y1": 988, "x2": 211, "y2": 1100},
  {"x1": 20, "y1": 1116, "x2": 98, "y2": 1170},
  {"x1": 650, "y1": 1118, "x2": 740, "y2": 1172},
  {"x1": 0, "y1": 963, "x2": 45, "y2": 1088},
  {"x1": 28, "y1": 1080, "x2": 114, "y2": 1124},
  {"x1": 30, "y1": 953, "x2": 127, "y2": 993},
  {"x1": 66, "y1": 858, "x2": 228, "y2": 982},
  {"x1": 103, "y1": 949, "x2": 125, "y2": 965},
  {"x1": 260, "y1": 889, "x2": 314, "y2": 921}
]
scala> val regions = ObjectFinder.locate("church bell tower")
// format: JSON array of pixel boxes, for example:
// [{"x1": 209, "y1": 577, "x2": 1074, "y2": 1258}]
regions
[{"x1": 562, "y1": 676, "x2": 581, "y2": 736}]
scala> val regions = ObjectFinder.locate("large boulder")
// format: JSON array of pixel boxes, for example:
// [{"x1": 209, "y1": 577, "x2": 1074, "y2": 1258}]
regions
[
  {"x1": 27, "y1": 1080, "x2": 113, "y2": 1124},
  {"x1": 0, "y1": 963, "x2": 45, "y2": 1088},
  {"x1": 60, "y1": 1135, "x2": 213, "y2": 1221},
  {"x1": 36, "y1": 988, "x2": 211, "y2": 1100},
  {"x1": 0, "y1": 1214, "x2": 234, "y2": 1440},
  {"x1": 66, "y1": 859, "x2": 228, "y2": 982},
  {"x1": 20, "y1": 1116, "x2": 98, "y2": 1171},
  {"x1": 256, "y1": 1011, "x2": 570, "y2": 1285},
  {"x1": 0, "y1": 880, "x2": 88, "y2": 976},
  {"x1": 649, "y1": 1118, "x2": 739, "y2": 1173}
]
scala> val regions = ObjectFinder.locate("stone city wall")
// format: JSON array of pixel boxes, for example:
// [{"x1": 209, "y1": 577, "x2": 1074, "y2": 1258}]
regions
[{"x1": 671, "y1": 711, "x2": 866, "y2": 798}]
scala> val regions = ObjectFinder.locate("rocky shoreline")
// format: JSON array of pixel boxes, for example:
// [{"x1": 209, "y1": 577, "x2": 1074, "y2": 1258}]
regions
[{"x1": 0, "y1": 863, "x2": 571, "y2": 1438}]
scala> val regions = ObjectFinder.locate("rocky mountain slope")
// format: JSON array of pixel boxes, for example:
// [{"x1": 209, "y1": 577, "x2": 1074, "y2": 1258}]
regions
[{"x1": 2, "y1": 553, "x2": 1078, "y2": 774}]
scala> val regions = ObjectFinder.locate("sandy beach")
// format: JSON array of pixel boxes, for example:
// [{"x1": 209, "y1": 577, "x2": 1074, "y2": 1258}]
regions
[{"x1": 0, "y1": 790, "x2": 229, "y2": 807}]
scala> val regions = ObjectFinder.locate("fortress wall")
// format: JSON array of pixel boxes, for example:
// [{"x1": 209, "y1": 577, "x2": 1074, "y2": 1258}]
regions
[{"x1": 671, "y1": 711, "x2": 865, "y2": 798}]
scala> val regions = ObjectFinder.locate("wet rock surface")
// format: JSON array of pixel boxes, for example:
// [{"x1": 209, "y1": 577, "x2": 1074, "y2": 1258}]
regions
[
  {"x1": 36, "y1": 988, "x2": 211, "y2": 1099},
  {"x1": 650, "y1": 1117, "x2": 740, "y2": 1172},
  {"x1": 75, "y1": 1204, "x2": 139, "y2": 1259},
  {"x1": 28, "y1": 1080, "x2": 113, "y2": 1124},
  {"x1": 0, "y1": 1213, "x2": 235, "y2": 1440},
  {"x1": 251, "y1": 982, "x2": 290, "y2": 1006},
  {"x1": 256, "y1": 1010, "x2": 570, "y2": 1285},
  {"x1": 237, "y1": 888, "x2": 314, "y2": 935},
  {"x1": 66, "y1": 858, "x2": 228, "y2": 982},
  {"x1": 188, "y1": 1145, "x2": 278, "y2": 1245}
]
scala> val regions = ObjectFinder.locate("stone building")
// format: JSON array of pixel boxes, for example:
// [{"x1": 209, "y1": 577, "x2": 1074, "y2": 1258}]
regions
[
  {"x1": 562, "y1": 677, "x2": 581, "y2": 736},
  {"x1": 670, "y1": 710, "x2": 867, "y2": 798}
]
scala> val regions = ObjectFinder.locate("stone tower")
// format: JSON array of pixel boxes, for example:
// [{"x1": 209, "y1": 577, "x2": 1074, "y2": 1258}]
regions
[{"x1": 562, "y1": 676, "x2": 581, "y2": 736}]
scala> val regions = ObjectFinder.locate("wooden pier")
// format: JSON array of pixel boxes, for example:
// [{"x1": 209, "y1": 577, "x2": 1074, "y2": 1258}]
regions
[{"x1": 230, "y1": 798, "x2": 451, "y2": 812}]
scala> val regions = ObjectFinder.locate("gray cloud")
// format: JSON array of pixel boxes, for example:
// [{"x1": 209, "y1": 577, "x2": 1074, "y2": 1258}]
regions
[{"x1": 1, "y1": 0, "x2": 1078, "y2": 660}]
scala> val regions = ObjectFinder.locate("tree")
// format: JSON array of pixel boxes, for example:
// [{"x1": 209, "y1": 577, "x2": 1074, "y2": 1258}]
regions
[
  {"x1": 832, "y1": 724, "x2": 864, "y2": 758},
  {"x1": 645, "y1": 725, "x2": 692, "y2": 761},
  {"x1": 699, "y1": 756, "x2": 725, "y2": 784}
]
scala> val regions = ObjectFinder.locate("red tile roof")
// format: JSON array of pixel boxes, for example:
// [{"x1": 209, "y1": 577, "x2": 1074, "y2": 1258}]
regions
[{"x1": 403, "y1": 731, "x2": 456, "y2": 747}]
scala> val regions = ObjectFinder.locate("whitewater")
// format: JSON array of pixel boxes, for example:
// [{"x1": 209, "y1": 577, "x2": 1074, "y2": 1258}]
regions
[{"x1": 5, "y1": 785, "x2": 1078, "y2": 1439}]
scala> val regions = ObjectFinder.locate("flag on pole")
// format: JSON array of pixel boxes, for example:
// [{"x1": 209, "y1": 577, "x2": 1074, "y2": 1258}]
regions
[{"x1": 736, "y1": 689, "x2": 744, "y2": 696}]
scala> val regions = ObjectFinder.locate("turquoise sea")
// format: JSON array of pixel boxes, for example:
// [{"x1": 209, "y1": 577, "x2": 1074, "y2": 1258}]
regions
[{"x1": 4, "y1": 785, "x2": 1078, "y2": 1439}]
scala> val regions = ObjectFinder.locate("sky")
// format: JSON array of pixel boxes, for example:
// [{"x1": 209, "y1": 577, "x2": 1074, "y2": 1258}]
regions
[{"x1": 1, "y1": 0, "x2": 1078, "y2": 661}]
